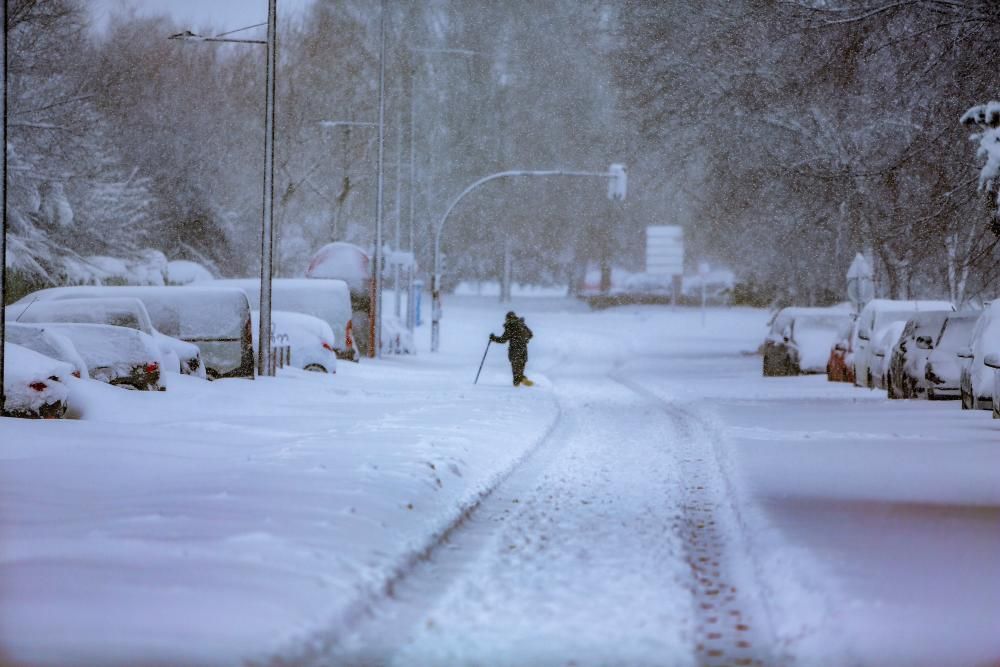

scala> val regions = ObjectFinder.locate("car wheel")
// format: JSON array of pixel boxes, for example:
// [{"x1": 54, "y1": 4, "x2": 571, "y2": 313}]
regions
[{"x1": 304, "y1": 364, "x2": 327, "y2": 373}]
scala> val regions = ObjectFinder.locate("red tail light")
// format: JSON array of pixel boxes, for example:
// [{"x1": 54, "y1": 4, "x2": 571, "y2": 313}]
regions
[
  {"x1": 29, "y1": 382, "x2": 47, "y2": 392},
  {"x1": 345, "y1": 320, "x2": 354, "y2": 348},
  {"x1": 322, "y1": 342, "x2": 335, "y2": 352},
  {"x1": 144, "y1": 362, "x2": 159, "y2": 374}
]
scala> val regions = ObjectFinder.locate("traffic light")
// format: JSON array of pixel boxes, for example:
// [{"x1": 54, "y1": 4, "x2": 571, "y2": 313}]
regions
[{"x1": 608, "y1": 163, "x2": 627, "y2": 201}]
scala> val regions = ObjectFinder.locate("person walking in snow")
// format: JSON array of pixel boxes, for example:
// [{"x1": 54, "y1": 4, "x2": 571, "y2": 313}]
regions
[{"x1": 490, "y1": 311, "x2": 534, "y2": 386}]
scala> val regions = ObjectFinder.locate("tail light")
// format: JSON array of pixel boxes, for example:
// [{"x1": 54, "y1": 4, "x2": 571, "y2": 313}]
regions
[
  {"x1": 345, "y1": 320, "x2": 354, "y2": 348},
  {"x1": 29, "y1": 381, "x2": 47, "y2": 392},
  {"x1": 322, "y1": 341, "x2": 335, "y2": 352},
  {"x1": 144, "y1": 362, "x2": 159, "y2": 375}
]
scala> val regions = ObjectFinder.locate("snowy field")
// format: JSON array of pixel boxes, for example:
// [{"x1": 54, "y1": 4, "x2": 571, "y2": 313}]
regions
[{"x1": 2, "y1": 296, "x2": 998, "y2": 666}]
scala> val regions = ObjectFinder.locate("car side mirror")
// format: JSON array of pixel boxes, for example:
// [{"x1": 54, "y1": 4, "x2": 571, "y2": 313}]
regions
[
  {"x1": 915, "y1": 336, "x2": 932, "y2": 350},
  {"x1": 957, "y1": 347, "x2": 973, "y2": 359},
  {"x1": 985, "y1": 353, "x2": 1000, "y2": 369}
]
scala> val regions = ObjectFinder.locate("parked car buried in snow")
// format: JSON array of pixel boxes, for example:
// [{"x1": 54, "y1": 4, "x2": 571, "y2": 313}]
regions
[
  {"x1": 39, "y1": 323, "x2": 164, "y2": 391},
  {"x1": 251, "y1": 309, "x2": 338, "y2": 374},
  {"x1": 923, "y1": 312, "x2": 979, "y2": 400},
  {"x1": 763, "y1": 306, "x2": 851, "y2": 376},
  {"x1": 826, "y1": 318, "x2": 857, "y2": 383},
  {"x1": 17, "y1": 286, "x2": 254, "y2": 379},
  {"x1": 1, "y1": 342, "x2": 73, "y2": 418},
  {"x1": 885, "y1": 311, "x2": 951, "y2": 399},
  {"x1": 959, "y1": 303, "x2": 1000, "y2": 410},
  {"x1": 7, "y1": 297, "x2": 204, "y2": 378},
  {"x1": 785, "y1": 311, "x2": 853, "y2": 375},
  {"x1": 215, "y1": 278, "x2": 359, "y2": 362},
  {"x1": 870, "y1": 321, "x2": 908, "y2": 391},
  {"x1": 853, "y1": 299, "x2": 955, "y2": 389}
]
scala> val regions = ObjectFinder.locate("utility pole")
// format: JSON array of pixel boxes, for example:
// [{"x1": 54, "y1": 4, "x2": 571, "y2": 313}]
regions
[
  {"x1": 1, "y1": 0, "x2": 7, "y2": 411},
  {"x1": 257, "y1": 0, "x2": 278, "y2": 376},
  {"x1": 370, "y1": 0, "x2": 387, "y2": 358},
  {"x1": 394, "y1": 107, "x2": 403, "y2": 319},
  {"x1": 406, "y1": 57, "x2": 417, "y2": 332}
]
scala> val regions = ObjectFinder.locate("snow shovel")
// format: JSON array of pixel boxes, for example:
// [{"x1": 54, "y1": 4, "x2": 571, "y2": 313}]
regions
[{"x1": 473, "y1": 339, "x2": 491, "y2": 385}]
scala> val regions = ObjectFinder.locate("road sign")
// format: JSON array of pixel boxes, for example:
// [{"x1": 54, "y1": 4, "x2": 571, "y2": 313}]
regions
[
  {"x1": 646, "y1": 226, "x2": 684, "y2": 276},
  {"x1": 846, "y1": 252, "x2": 874, "y2": 308}
]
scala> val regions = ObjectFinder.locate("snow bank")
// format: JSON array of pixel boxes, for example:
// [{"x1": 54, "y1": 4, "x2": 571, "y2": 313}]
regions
[
  {"x1": 0, "y1": 339, "x2": 558, "y2": 665},
  {"x1": 166, "y1": 259, "x2": 214, "y2": 285}
]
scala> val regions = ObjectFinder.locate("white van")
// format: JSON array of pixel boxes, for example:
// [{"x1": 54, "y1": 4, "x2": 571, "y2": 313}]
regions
[
  {"x1": 853, "y1": 299, "x2": 954, "y2": 388},
  {"x1": 214, "y1": 278, "x2": 359, "y2": 362}
]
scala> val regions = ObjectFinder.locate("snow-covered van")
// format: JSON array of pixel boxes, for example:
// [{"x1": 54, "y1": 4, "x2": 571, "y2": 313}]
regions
[
  {"x1": 214, "y1": 278, "x2": 359, "y2": 362},
  {"x1": 853, "y1": 299, "x2": 954, "y2": 389},
  {"x1": 16, "y1": 286, "x2": 254, "y2": 379}
]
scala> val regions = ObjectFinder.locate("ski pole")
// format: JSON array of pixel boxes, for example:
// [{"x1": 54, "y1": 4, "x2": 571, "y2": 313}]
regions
[{"x1": 473, "y1": 339, "x2": 491, "y2": 385}]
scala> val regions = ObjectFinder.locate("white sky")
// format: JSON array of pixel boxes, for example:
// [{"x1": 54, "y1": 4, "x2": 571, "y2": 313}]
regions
[{"x1": 89, "y1": 0, "x2": 316, "y2": 34}]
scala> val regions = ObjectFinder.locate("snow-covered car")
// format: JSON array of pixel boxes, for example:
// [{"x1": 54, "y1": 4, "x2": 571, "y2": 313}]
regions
[
  {"x1": 7, "y1": 297, "x2": 205, "y2": 378},
  {"x1": 762, "y1": 306, "x2": 850, "y2": 376},
  {"x1": 305, "y1": 242, "x2": 372, "y2": 355},
  {"x1": 923, "y1": 312, "x2": 979, "y2": 400},
  {"x1": 870, "y1": 320, "x2": 908, "y2": 391},
  {"x1": 215, "y1": 277, "x2": 359, "y2": 362},
  {"x1": 785, "y1": 311, "x2": 852, "y2": 375},
  {"x1": 16, "y1": 286, "x2": 253, "y2": 379},
  {"x1": 4, "y1": 322, "x2": 88, "y2": 379},
  {"x1": 959, "y1": 302, "x2": 1000, "y2": 410},
  {"x1": 853, "y1": 299, "x2": 954, "y2": 389},
  {"x1": 2, "y1": 342, "x2": 72, "y2": 418},
  {"x1": 826, "y1": 318, "x2": 857, "y2": 383},
  {"x1": 885, "y1": 311, "x2": 951, "y2": 399},
  {"x1": 251, "y1": 309, "x2": 338, "y2": 374},
  {"x1": 40, "y1": 323, "x2": 163, "y2": 391}
]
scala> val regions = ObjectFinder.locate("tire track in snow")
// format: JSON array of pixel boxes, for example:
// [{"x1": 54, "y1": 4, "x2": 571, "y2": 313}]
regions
[
  {"x1": 278, "y1": 368, "x2": 696, "y2": 666},
  {"x1": 612, "y1": 372, "x2": 782, "y2": 667},
  {"x1": 254, "y1": 394, "x2": 566, "y2": 667}
]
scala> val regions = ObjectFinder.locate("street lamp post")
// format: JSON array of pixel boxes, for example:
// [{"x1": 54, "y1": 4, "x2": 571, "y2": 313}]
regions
[
  {"x1": 168, "y1": 1, "x2": 278, "y2": 377},
  {"x1": 1, "y1": 0, "x2": 8, "y2": 412},
  {"x1": 371, "y1": 0, "x2": 387, "y2": 359},
  {"x1": 430, "y1": 166, "x2": 626, "y2": 352},
  {"x1": 407, "y1": 46, "x2": 480, "y2": 334}
]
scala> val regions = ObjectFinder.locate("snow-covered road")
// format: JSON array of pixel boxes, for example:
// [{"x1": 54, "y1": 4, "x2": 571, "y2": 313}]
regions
[{"x1": 3, "y1": 297, "x2": 998, "y2": 666}]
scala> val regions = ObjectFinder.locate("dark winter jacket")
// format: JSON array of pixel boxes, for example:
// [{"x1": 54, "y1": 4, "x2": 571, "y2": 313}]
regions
[{"x1": 491, "y1": 314, "x2": 533, "y2": 357}]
